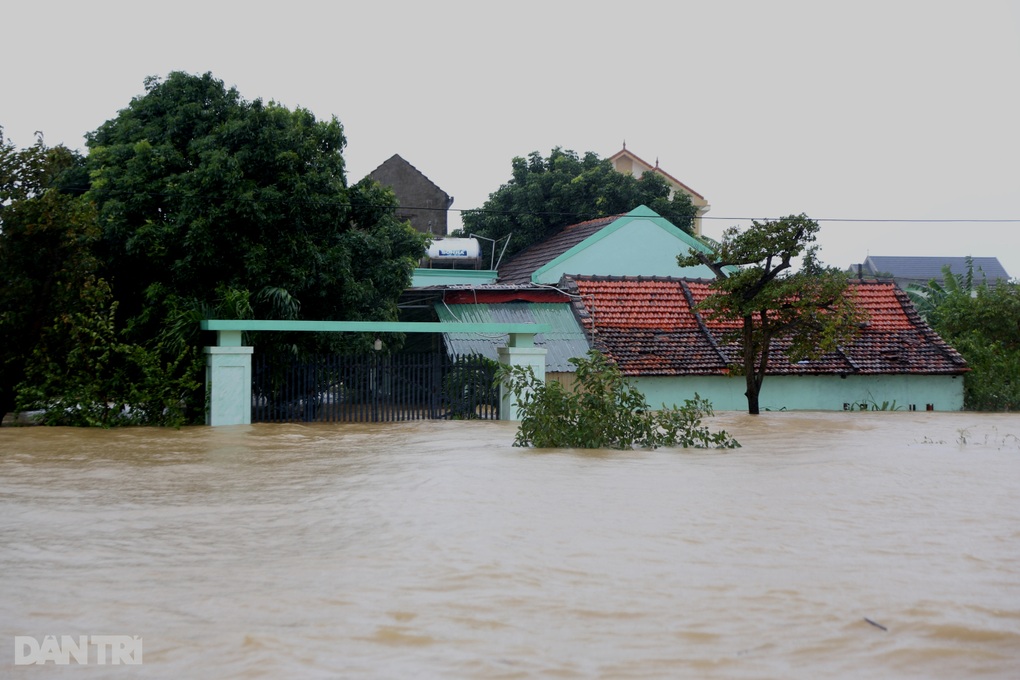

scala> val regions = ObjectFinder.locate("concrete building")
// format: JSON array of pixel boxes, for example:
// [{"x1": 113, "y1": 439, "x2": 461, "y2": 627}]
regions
[
  {"x1": 608, "y1": 144, "x2": 710, "y2": 236},
  {"x1": 367, "y1": 154, "x2": 454, "y2": 235}
]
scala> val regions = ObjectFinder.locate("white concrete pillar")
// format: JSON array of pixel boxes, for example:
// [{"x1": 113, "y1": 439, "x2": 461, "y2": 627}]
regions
[
  {"x1": 204, "y1": 346, "x2": 254, "y2": 426},
  {"x1": 498, "y1": 332, "x2": 547, "y2": 420}
]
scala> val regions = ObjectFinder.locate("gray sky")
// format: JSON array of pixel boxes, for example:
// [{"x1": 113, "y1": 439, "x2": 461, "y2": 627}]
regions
[{"x1": 4, "y1": 0, "x2": 1018, "y2": 277}]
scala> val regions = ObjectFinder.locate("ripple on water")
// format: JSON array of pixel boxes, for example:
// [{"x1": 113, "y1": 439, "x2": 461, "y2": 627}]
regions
[{"x1": 1, "y1": 413, "x2": 1019, "y2": 678}]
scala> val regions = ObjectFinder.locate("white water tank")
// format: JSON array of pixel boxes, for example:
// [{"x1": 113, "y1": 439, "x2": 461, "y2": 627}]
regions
[{"x1": 425, "y1": 238, "x2": 482, "y2": 268}]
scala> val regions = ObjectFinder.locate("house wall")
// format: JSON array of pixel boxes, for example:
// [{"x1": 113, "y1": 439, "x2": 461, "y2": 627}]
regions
[
  {"x1": 412, "y1": 269, "x2": 498, "y2": 288},
  {"x1": 547, "y1": 372, "x2": 578, "y2": 392},
  {"x1": 368, "y1": 156, "x2": 452, "y2": 235},
  {"x1": 534, "y1": 218, "x2": 716, "y2": 283},
  {"x1": 609, "y1": 152, "x2": 709, "y2": 235},
  {"x1": 630, "y1": 374, "x2": 965, "y2": 412}
]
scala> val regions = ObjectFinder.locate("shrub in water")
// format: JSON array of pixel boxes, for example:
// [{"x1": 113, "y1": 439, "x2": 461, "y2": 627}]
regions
[{"x1": 497, "y1": 351, "x2": 739, "y2": 449}]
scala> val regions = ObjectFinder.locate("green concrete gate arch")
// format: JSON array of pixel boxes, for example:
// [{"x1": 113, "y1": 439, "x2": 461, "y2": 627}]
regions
[{"x1": 201, "y1": 320, "x2": 549, "y2": 426}]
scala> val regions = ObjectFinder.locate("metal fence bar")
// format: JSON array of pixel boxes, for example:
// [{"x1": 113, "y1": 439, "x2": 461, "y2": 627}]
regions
[{"x1": 252, "y1": 350, "x2": 499, "y2": 424}]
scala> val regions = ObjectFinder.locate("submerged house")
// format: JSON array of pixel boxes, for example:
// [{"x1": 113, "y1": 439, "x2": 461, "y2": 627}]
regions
[
  {"x1": 435, "y1": 286, "x2": 589, "y2": 384},
  {"x1": 407, "y1": 205, "x2": 969, "y2": 411},
  {"x1": 562, "y1": 275, "x2": 969, "y2": 411},
  {"x1": 417, "y1": 205, "x2": 720, "y2": 380}
]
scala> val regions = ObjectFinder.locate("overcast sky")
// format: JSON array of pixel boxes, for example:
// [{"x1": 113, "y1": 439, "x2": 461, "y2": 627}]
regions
[{"x1": 4, "y1": 0, "x2": 1018, "y2": 277}]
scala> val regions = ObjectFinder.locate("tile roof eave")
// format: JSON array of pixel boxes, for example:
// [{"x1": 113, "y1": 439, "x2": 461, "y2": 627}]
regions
[{"x1": 567, "y1": 275, "x2": 970, "y2": 377}]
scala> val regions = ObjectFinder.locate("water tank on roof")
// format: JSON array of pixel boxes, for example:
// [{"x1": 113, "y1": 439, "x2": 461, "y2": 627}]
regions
[{"x1": 424, "y1": 237, "x2": 482, "y2": 269}]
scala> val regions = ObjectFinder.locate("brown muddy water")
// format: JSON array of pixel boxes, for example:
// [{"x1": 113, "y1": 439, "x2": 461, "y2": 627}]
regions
[{"x1": 1, "y1": 412, "x2": 1019, "y2": 679}]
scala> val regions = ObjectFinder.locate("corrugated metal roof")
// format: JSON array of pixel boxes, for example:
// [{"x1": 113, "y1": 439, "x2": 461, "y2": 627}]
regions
[{"x1": 435, "y1": 302, "x2": 590, "y2": 372}]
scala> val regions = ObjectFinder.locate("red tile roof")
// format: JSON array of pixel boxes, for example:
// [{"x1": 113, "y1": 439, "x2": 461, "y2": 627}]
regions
[{"x1": 564, "y1": 276, "x2": 968, "y2": 377}]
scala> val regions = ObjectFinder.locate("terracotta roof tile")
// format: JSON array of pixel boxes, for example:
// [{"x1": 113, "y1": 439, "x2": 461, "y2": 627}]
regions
[{"x1": 564, "y1": 275, "x2": 968, "y2": 377}]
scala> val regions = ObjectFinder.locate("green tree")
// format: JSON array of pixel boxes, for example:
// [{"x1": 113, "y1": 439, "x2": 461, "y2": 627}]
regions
[
  {"x1": 79, "y1": 71, "x2": 430, "y2": 420},
  {"x1": 912, "y1": 263, "x2": 1020, "y2": 410},
  {"x1": 498, "y1": 350, "x2": 739, "y2": 449},
  {"x1": 0, "y1": 129, "x2": 98, "y2": 415},
  {"x1": 15, "y1": 277, "x2": 200, "y2": 426},
  {"x1": 904, "y1": 256, "x2": 978, "y2": 321},
  {"x1": 678, "y1": 214, "x2": 865, "y2": 415},
  {"x1": 460, "y1": 147, "x2": 698, "y2": 262},
  {"x1": 86, "y1": 72, "x2": 428, "y2": 357}
]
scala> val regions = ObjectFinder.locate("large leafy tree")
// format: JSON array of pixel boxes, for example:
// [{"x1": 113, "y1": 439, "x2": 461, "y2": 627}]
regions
[
  {"x1": 0, "y1": 129, "x2": 98, "y2": 415},
  {"x1": 910, "y1": 263, "x2": 1019, "y2": 410},
  {"x1": 4, "y1": 73, "x2": 429, "y2": 424},
  {"x1": 678, "y1": 215, "x2": 865, "y2": 415},
  {"x1": 86, "y1": 72, "x2": 427, "y2": 354},
  {"x1": 460, "y1": 147, "x2": 698, "y2": 262}
]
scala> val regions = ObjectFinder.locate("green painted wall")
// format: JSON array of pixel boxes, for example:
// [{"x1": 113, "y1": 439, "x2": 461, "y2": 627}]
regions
[
  {"x1": 411, "y1": 269, "x2": 498, "y2": 287},
  {"x1": 632, "y1": 374, "x2": 965, "y2": 412},
  {"x1": 533, "y1": 215, "x2": 716, "y2": 283}
]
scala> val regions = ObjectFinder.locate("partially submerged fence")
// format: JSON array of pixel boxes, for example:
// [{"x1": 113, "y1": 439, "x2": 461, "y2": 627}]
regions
[
  {"x1": 252, "y1": 352, "x2": 499, "y2": 423},
  {"x1": 201, "y1": 320, "x2": 549, "y2": 426}
]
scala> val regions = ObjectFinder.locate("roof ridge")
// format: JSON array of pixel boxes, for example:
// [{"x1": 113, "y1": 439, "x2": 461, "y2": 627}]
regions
[
  {"x1": 367, "y1": 153, "x2": 451, "y2": 199},
  {"x1": 679, "y1": 279, "x2": 730, "y2": 368},
  {"x1": 570, "y1": 274, "x2": 720, "y2": 284},
  {"x1": 563, "y1": 214, "x2": 624, "y2": 230},
  {"x1": 608, "y1": 147, "x2": 706, "y2": 200},
  {"x1": 889, "y1": 286, "x2": 968, "y2": 367}
]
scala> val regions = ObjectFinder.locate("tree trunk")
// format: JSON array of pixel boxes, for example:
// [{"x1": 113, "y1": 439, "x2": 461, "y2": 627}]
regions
[
  {"x1": 742, "y1": 316, "x2": 762, "y2": 415},
  {"x1": 745, "y1": 376, "x2": 761, "y2": 415}
]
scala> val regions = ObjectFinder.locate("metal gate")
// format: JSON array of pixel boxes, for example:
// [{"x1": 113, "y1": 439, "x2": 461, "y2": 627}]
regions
[{"x1": 252, "y1": 352, "x2": 499, "y2": 423}]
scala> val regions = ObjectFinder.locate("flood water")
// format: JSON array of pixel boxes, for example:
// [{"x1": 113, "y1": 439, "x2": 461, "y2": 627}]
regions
[{"x1": 2, "y1": 412, "x2": 1019, "y2": 679}]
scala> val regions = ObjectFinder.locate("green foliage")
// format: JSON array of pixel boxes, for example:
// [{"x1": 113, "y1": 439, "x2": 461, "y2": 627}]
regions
[
  {"x1": 0, "y1": 129, "x2": 100, "y2": 415},
  {"x1": 14, "y1": 277, "x2": 201, "y2": 426},
  {"x1": 843, "y1": 399, "x2": 904, "y2": 411},
  {"x1": 442, "y1": 354, "x2": 499, "y2": 419},
  {"x1": 949, "y1": 333, "x2": 1020, "y2": 410},
  {"x1": 86, "y1": 71, "x2": 428, "y2": 354},
  {"x1": 912, "y1": 263, "x2": 1020, "y2": 411},
  {"x1": 905, "y1": 256, "x2": 979, "y2": 322},
  {"x1": 4, "y1": 73, "x2": 432, "y2": 425},
  {"x1": 498, "y1": 351, "x2": 739, "y2": 449},
  {"x1": 678, "y1": 214, "x2": 865, "y2": 414},
  {"x1": 460, "y1": 147, "x2": 697, "y2": 262},
  {"x1": 2, "y1": 71, "x2": 431, "y2": 423}
]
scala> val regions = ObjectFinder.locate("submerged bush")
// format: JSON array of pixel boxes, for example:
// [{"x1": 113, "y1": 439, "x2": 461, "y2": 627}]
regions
[
  {"x1": 497, "y1": 351, "x2": 739, "y2": 449},
  {"x1": 14, "y1": 278, "x2": 201, "y2": 427}
]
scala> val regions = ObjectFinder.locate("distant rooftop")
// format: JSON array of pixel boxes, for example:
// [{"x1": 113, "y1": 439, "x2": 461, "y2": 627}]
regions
[{"x1": 859, "y1": 256, "x2": 1011, "y2": 287}]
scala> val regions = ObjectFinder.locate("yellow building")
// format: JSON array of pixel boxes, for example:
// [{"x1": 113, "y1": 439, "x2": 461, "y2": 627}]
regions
[{"x1": 608, "y1": 144, "x2": 710, "y2": 236}]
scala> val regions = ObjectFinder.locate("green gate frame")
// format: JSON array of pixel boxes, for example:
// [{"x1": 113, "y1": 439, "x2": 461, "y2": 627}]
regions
[{"x1": 201, "y1": 320, "x2": 549, "y2": 426}]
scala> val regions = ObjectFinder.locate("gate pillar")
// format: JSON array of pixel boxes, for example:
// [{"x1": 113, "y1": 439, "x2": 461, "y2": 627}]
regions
[
  {"x1": 204, "y1": 329, "x2": 254, "y2": 426},
  {"x1": 498, "y1": 333, "x2": 547, "y2": 421},
  {"x1": 200, "y1": 320, "x2": 550, "y2": 426}
]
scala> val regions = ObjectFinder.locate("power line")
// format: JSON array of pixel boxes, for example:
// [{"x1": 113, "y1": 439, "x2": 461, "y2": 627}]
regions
[
  {"x1": 702, "y1": 216, "x2": 1020, "y2": 224},
  {"x1": 359, "y1": 203, "x2": 1020, "y2": 223},
  {"x1": 452, "y1": 208, "x2": 1020, "y2": 224},
  {"x1": 21, "y1": 186, "x2": 1020, "y2": 224}
]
